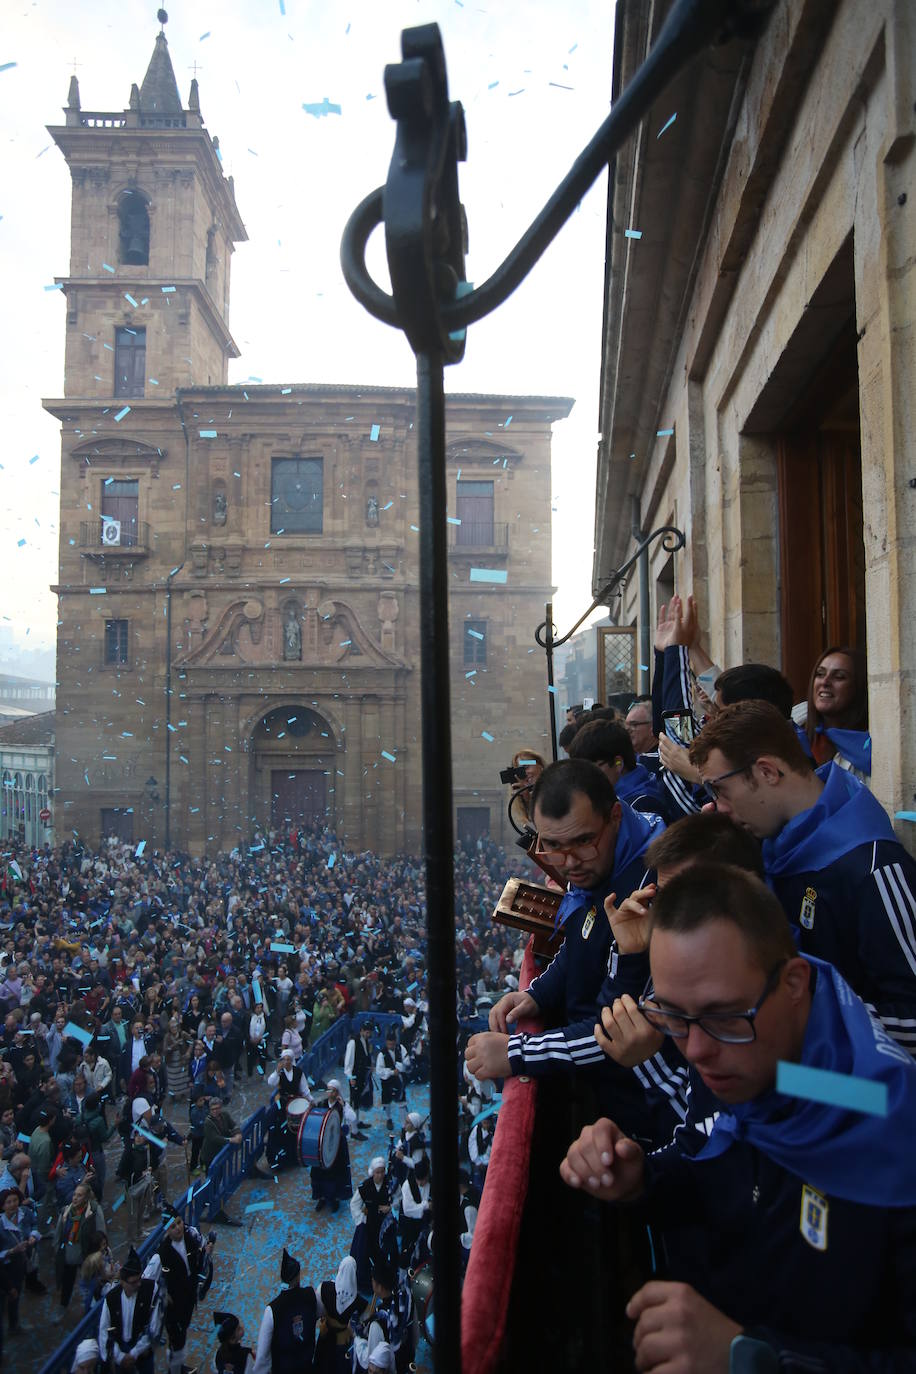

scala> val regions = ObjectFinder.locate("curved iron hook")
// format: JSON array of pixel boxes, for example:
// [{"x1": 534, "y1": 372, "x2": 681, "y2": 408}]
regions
[{"x1": 341, "y1": 0, "x2": 776, "y2": 342}]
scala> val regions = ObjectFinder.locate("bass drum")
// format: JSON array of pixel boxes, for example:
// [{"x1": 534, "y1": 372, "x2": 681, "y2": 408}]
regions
[
  {"x1": 296, "y1": 1105, "x2": 341, "y2": 1169},
  {"x1": 286, "y1": 1096, "x2": 310, "y2": 1128},
  {"x1": 410, "y1": 1263, "x2": 434, "y2": 1346}
]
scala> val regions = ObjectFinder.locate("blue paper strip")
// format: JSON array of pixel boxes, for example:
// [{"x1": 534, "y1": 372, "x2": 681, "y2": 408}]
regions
[
  {"x1": 63, "y1": 1021, "x2": 93, "y2": 1046},
  {"x1": 469, "y1": 568, "x2": 507, "y2": 584},
  {"x1": 244, "y1": 1200, "x2": 275, "y2": 1213},
  {"x1": 270, "y1": 941, "x2": 296, "y2": 953},
  {"x1": 776, "y1": 1060, "x2": 888, "y2": 1117}
]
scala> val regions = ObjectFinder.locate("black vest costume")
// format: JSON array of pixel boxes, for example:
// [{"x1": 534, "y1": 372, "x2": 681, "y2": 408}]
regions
[
  {"x1": 104, "y1": 1279, "x2": 157, "y2": 1357},
  {"x1": 268, "y1": 1284, "x2": 318, "y2": 1373}
]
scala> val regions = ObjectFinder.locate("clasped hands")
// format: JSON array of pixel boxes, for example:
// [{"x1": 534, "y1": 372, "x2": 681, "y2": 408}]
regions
[{"x1": 562, "y1": 1118, "x2": 741, "y2": 1373}]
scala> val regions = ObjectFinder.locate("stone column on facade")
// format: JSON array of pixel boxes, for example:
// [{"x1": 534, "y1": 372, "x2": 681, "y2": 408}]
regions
[
  {"x1": 378, "y1": 693, "x2": 397, "y2": 854},
  {"x1": 856, "y1": 45, "x2": 916, "y2": 848},
  {"x1": 360, "y1": 695, "x2": 380, "y2": 853},
  {"x1": 222, "y1": 695, "x2": 242, "y2": 850}
]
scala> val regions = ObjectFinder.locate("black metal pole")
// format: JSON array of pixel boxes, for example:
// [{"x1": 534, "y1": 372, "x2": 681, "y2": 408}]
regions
[
  {"x1": 545, "y1": 600, "x2": 558, "y2": 762},
  {"x1": 416, "y1": 351, "x2": 461, "y2": 1374}
]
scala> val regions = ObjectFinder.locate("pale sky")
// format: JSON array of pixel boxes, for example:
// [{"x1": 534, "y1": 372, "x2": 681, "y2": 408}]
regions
[{"x1": 0, "y1": 0, "x2": 615, "y2": 662}]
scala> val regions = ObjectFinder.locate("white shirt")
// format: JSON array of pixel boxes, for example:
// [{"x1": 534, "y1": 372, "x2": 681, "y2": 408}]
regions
[
  {"x1": 98, "y1": 1278, "x2": 162, "y2": 1365},
  {"x1": 400, "y1": 1177, "x2": 430, "y2": 1220}
]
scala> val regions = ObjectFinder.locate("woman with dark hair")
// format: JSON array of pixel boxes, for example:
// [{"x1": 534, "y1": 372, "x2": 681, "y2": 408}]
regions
[{"x1": 798, "y1": 645, "x2": 871, "y2": 780}]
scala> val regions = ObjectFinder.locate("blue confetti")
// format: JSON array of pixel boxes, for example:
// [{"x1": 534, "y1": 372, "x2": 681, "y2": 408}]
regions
[
  {"x1": 17, "y1": 539, "x2": 25, "y2": 547},
  {"x1": 895, "y1": 811, "x2": 916, "y2": 822},
  {"x1": 101, "y1": 263, "x2": 115, "y2": 273},
  {"x1": 302, "y1": 97, "x2": 342, "y2": 118},
  {"x1": 0, "y1": 63, "x2": 18, "y2": 74},
  {"x1": 657, "y1": 112, "x2": 677, "y2": 138},
  {"x1": 113, "y1": 406, "x2": 130, "y2": 422},
  {"x1": 162, "y1": 285, "x2": 176, "y2": 293},
  {"x1": 777, "y1": 1060, "x2": 888, "y2": 1117},
  {"x1": 469, "y1": 568, "x2": 507, "y2": 584},
  {"x1": 327, "y1": 852, "x2": 336, "y2": 869},
  {"x1": 135, "y1": 840, "x2": 146, "y2": 857},
  {"x1": 504, "y1": 415, "x2": 512, "y2": 427},
  {"x1": 370, "y1": 424, "x2": 381, "y2": 442},
  {"x1": 124, "y1": 293, "x2": 139, "y2": 307},
  {"x1": 657, "y1": 428, "x2": 674, "y2": 437},
  {"x1": 467, "y1": 629, "x2": 484, "y2": 640},
  {"x1": 44, "y1": 283, "x2": 63, "y2": 292},
  {"x1": 281, "y1": 387, "x2": 292, "y2": 394},
  {"x1": 89, "y1": 587, "x2": 106, "y2": 594},
  {"x1": 199, "y1": 30, "x2": 211, "y2": 40},
  {"x1": 640, "y1": 663, "x2": 650, "y2": 671},
  {"x1": 481, "y1": 731, "x2": 495, "y2": 743},
  {"x1": 200, "y1": 430, "x2": 218, "y2": 438},
  {"x1": 625, "y1": 229, "x2": 642, "y2": 240},
  {"x1": 447, "y1": 517, "x2": 461, "y2": 526},
  {"x1": 381, "y1": 750, "x2": 396, "y2": 763},
  {"x1": 382, "y1": 501, "x2": 394, "y2": 511},
  {"x1": 488, "y1": 81, "x2": 499, "y2": 90}
]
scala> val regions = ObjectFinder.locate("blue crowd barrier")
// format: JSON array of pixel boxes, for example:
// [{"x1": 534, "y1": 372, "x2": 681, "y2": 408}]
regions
[{"x1": 39, "y1": 1008, "x2": 462, "y2": 1374}]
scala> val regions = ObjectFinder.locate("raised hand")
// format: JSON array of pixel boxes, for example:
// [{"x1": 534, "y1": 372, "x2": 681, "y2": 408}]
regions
[
  {"x1": 594, "y1": 995, "x2": 664, "y2": 1069},
  {"x1": 603, "y1": 885, "x2": 655, "y2": 955}
]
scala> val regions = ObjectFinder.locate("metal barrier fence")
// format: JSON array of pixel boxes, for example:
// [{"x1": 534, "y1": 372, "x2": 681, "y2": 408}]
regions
[{"x1": 38, "y1": 1008, "x2": 458, "y2": 1374}]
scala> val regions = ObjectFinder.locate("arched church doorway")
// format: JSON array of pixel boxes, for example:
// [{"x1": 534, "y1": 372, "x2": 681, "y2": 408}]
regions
[{"x1": 249, "y1": 704, "x2": 337, "y2": 835}]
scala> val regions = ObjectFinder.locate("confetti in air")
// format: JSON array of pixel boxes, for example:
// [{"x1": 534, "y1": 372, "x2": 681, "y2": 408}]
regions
[
  {"x1": 657, "y1": 112, "x2": 677, "y2": 138},
  {"x1": 302, "y1": 97, "x2": 342, "y2": 118}
]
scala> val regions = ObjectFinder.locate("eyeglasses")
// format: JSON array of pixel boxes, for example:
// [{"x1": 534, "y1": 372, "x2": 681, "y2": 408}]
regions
[
  {"x1": 534, "y1": 816, "x2": 610, "y2": 863},
  {"x1": 637, "y1": 962, "x2": 786, "y2": 1044},
  {"x1": 625, "y1": 717, "x2": 652, "y2": 732},
  {"x1": 702, "y1": 764, "x2": 751, "y2": 799}
]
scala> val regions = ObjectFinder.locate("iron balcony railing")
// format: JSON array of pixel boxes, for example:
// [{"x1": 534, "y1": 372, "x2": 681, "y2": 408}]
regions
[
  {"x1": 79, "y1": 519, "x2": 151, "y2": 553},
  {"x1": 447, "y1": 521, "x2": 508, "y2": 550}
]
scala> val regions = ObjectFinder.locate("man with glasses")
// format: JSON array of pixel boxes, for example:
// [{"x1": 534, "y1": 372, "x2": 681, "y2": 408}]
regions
[
  {"x1": 561, "y1": 863, "x2": 916, "y2": 1372},
  {"x1": 689, "y1": 700, "x2": 916, "y2": 1059},
  {"x1": 465, "y1": 760, "x2": 666, "y2": 1141},
  {"x1": 624, "y1": 696, "x2": 658, "y2": 759}
]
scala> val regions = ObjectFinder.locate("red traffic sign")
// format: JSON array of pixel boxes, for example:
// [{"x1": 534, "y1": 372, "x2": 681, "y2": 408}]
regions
[{"x1": 39, "y1": 808, "x2": 51, "y2": 822}]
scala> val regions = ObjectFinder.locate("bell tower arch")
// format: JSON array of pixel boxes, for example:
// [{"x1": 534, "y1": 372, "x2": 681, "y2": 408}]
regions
[{"x1": 46, "y1": 8, "x2": 247, "y2": 401}]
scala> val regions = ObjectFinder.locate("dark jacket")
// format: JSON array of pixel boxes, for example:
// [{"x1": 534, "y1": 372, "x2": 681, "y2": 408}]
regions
[{"x1": 646, "y1": 1136, "x2": 916, "y2": 1371}]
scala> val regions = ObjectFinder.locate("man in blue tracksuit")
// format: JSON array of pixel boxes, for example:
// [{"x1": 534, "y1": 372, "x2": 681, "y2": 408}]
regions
[
  {"x1": 464, "y1": 760, "x2": 667, "y2": 1142},
  {"x1": 562, "y1": 864, "x2": 916, "y2": 1372},
  {"x1": 689, "y1": 700, "x2": 916, "y2": 1058}
]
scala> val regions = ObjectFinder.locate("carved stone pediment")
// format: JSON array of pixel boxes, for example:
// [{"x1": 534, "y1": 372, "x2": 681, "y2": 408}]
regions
[
  {"x1": 174, "y1": 595, "x2": 406, "y2": 669},
  {"x1": 446, "y1": 438, "x2": 521, "y2": 465},
  {"x1": 70, "y1": 436, "x2": 166, "y2": 478}
]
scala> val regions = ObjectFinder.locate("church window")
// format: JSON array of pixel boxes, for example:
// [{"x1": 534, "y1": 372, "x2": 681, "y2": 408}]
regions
[
  {"x1": 271, "y1": 457, "x2": 323, "y2": 534},
  {"x1": 464, "y1": 619, "x2": 488, "y2": 667},
  {"x1": 118, "y1": 190, "x2": 150, "y2": 266},
  {"x1": 104, "y1": 618, "x2": 129, "y2": 666},
  {"x1": 456, "y1": 480, "x2": 494, "y2": 545},
  {"x1": 114, "y1": 327, "x2": 146, "y2": 398},
  {"x1": 101, "y1": 478, "x2": 139, "y2": 546}
]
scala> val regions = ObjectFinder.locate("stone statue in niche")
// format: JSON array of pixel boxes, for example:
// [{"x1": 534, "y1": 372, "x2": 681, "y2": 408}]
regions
[
  {"x1": 366, "y1": 494, "x2": 379, "y2": 527},
  {"x1": 283, "y1": 608, "x2": 302, "y2": 661},
  {"x1": 213, "y1": 490, "x2": 228, "y2": 526}
]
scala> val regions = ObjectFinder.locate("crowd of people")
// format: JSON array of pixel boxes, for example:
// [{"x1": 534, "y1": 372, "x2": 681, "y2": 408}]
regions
[
  {"x1": 2, "y1": 590, "x2": 913, "y2": 1370},
  {"x1": 464, "y1": 594, "x2": 916, "y2": 1370},
  {"x1": 0, "y1": 823, "x2": 521, "y2": 1371}
]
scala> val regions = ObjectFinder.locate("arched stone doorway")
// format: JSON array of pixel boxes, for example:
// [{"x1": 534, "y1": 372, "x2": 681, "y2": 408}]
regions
[{"x1": 248, "y1": 704, "x2": 338, "y2": 836}]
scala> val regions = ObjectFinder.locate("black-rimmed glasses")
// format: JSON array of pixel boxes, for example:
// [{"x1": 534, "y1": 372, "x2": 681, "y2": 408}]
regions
[
  {"x1": 702, "y1": 764, "x2": 752, "y2": 799},
  {"x1": 637, "y1": 962, "x2": 786, "y2": 1044},
  {"x1": 534, "y1": 815, "x2": 610, "y2": 863}
]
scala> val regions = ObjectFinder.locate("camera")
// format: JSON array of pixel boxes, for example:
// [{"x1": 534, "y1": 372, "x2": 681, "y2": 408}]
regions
[{"x1": 499, "y1": 765, "x2": 528, "y2": 785}]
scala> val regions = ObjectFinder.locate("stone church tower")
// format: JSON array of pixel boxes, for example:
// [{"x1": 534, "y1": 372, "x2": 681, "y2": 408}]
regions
[{"x1": 45, "y1": 17, "x2": 571, "y2": 856}]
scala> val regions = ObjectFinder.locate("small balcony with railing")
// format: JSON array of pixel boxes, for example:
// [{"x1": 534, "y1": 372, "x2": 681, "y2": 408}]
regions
[
  {"x1": 79, "y1": 520, "x2": 151, "y2": 559},
  {"x1": 447, "y1": 521, "x2": 509, "y2": 559}
]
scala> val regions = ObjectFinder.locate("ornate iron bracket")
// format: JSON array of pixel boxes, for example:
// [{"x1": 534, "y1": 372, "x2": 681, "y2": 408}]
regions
[
  {"x1": 340, "y1": 5, "x2": 774, "y2": 1371},
  {"x1": 536, "y1": 526, "x2": 686, "y2": 758},
  {"x1": 342, "y1": 0, "x2": 775, "y2": 351}
]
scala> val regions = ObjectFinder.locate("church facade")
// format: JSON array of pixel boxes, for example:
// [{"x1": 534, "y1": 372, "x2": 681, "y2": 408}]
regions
[{"x1": 45, "y1": 24, "x2": 571, "y2": 856}]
